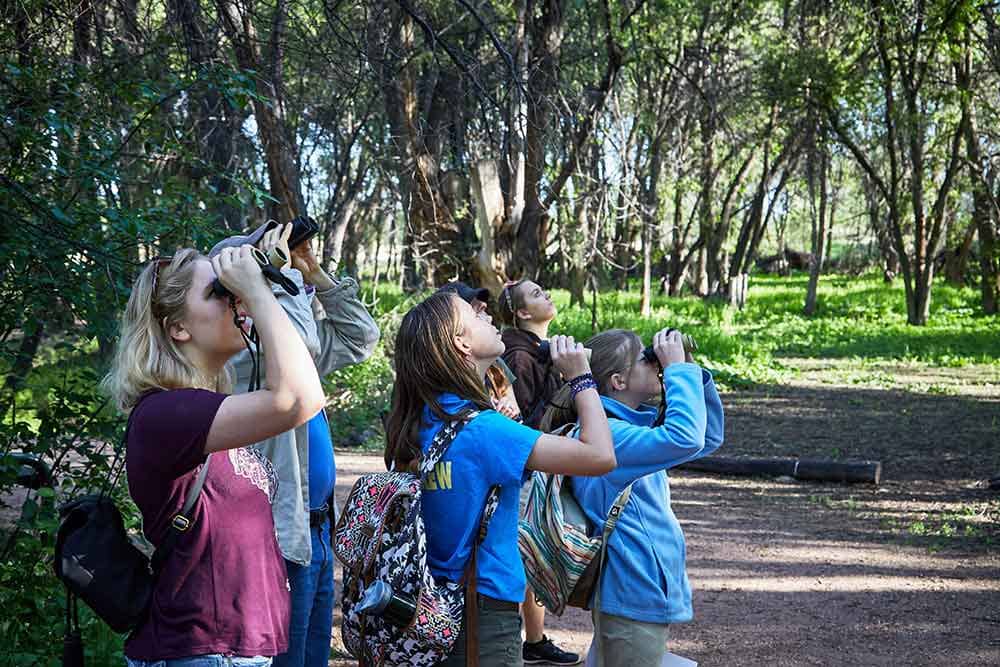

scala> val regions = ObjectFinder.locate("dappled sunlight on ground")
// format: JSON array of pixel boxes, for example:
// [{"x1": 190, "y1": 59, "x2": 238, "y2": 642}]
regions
[
  {"x1": 327, "y1": 359, "x2": 999, "y2": 665},
  {"x1": 329, "y1": 453, "x2": 999, "y2": 666}
]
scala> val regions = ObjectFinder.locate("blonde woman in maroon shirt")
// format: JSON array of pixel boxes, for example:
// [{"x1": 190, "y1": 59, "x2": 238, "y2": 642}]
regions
[{"x1": 103, "y1": 232, "x2": 324, "y2": 666}]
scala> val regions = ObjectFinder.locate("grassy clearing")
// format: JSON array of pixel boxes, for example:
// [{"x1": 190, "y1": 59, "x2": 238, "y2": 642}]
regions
[
  {"x1": 5, "y1": 272, "x2": 997, "y2": 448},
  {"x1": 326, "y1": 272, "x2": 999, "y2": 449}
]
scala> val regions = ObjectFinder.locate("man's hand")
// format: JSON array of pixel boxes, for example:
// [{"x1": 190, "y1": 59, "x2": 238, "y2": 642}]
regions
[
  {"x1": 259, "y1": 223, "x2": 292, "y2": 269},
  {"x1": 290, "y1": 240, "x2": 334, "y2": 290}
]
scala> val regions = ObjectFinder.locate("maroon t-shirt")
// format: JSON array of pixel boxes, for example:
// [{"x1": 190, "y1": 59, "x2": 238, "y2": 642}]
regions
[{"x1": 124, "y1": 389, "x2": 290, "y2": 660}]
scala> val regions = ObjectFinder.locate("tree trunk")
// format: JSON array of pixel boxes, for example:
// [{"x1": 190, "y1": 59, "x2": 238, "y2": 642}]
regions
[
  {"x1": 469, "y1": 159, "x2": 506, "y2": 295},
  {"x1": 517, "y1": 0, "x2": 566, "y2": 278},
  {"x1": 341, "y1": 212, "x2": 362, "y2": 278},
  {"x1": 518, "y1": 0, "x2": 626, "y2": 279},
  {"x1": 4, "y1": 322, "x2": 43, "y2": 392},
  {"x1": 708, "y1": 151, "x2": 753, "y2": 295},
  {"x1": 640, "y1": 219, "x2": 653, "y2": 317},
  {"x1": 956, "y1": 38, "x2": 1000, "y2": 313},
  {"x1": 861, "y1": 171, "x2": 899, "y2": 278},
  {"x1": 502, "y1": 0, "x2": 529, "y2": 237},
  {"x1": 804, "y1": 142, "x2": 829, "y2": 316},
  {"x1": 695, "y1": 113, "x2": 715, "y2": 296},
  {"x1": 216, "y1": 0, "x2": 304, "y2": 223},
  {"x1": 943, "y1": 222, "x2": 976, "y2": 286},
  {"x1": 169, "y1": 0, "x2": 245, "y2": 231}
]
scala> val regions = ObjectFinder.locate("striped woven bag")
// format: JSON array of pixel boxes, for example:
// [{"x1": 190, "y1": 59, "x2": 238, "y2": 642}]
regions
[{"x1": 518, "y1": 469, "x2": 632, "y2": 615}]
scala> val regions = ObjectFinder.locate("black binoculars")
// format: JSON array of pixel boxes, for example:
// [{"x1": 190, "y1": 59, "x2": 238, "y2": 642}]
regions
[
  {"x1": 641, "y1": 331, "x2": 697, "y2": 366},
  {"x1": 536, "y1": 330, "x2": 696, "y2": 366},
  {"x1": 209, "y1": 216, "x2": 319, "y2": 300}
]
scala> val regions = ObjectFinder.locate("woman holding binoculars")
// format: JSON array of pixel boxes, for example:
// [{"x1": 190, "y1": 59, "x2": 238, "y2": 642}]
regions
[
  {"x1": 541, "y1": 327, "x2": 725, "y2": 667},
  {"x1": 103, "y1": 234, "x2": 325, "y2": 666}
]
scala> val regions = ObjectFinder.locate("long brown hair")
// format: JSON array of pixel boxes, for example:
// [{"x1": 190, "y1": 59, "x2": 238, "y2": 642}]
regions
[
  {"x1": 384, "y1": 292, "x2": 493, "y2": 471},
  {"x1": 102, "y1": 249, "x2": 231, "y2": 412},
  {"x1": 539, "y1": 329, "x2": 642, "y2": 431}
]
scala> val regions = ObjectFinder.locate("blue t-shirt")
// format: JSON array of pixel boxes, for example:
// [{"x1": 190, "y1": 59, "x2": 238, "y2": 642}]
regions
[
  {"x1": 306, "y1": 410, "x2": 335, "y2": 510},
  {"x1": 419, "y1": 393, "x2": 540, "y2": 602}
]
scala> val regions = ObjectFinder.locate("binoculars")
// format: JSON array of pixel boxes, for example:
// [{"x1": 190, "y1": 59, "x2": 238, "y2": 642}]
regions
[
  {"x1": 642, "y1": 331, "x2": 697, "y2": 366},
  {"x1": 536, "y1": 330, "x2": 696, "y2": 366},
  {"x1": 536, "y1": 340, "x2": 591, "y2": 362},
  {"x1": 209, "y1": 216, "x2": 319, "y2": 300}
]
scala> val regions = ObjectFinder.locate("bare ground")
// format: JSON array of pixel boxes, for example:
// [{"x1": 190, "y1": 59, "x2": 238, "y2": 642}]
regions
[{"x1": 330, "y1": 360, "x2": 1000, "y2": 666}]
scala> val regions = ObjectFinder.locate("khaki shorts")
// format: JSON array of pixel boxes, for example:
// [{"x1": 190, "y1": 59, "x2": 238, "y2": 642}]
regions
[{"x1": 590, "y1": 610, "x2": 669, "y2": 667}]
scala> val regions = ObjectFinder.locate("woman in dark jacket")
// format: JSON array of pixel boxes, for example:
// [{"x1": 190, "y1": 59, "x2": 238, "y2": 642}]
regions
[{"x1": 499, "y1": 280, "x2": 561, "y2": 429}]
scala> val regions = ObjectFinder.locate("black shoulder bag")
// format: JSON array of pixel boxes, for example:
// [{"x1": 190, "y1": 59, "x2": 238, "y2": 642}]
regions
[{"x1": 54, "y1": 421, "x2": 212, "y2": 664}]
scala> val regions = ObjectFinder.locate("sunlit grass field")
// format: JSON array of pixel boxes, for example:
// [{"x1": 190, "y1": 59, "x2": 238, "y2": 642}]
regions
[{"x1": 321, "y1": 272, "x2": 1000, "y2": 445}]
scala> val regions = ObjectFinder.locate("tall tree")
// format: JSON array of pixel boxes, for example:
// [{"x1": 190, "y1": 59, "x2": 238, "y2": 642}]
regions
[
  {"x1": 961, "y1": 8, "x2": 1000, "y2": 313},
  {"x1": 217, "y1": 0, "x2": 305, "y2": 223},
  {"x1": 828, "y1": 0, "x2": 967, "y2": 325}
]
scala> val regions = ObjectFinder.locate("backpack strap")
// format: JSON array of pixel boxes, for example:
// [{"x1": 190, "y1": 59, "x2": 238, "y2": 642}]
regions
[
  {"x1": 419, "y1": 411, "x2": 480, "y2": 476},
  {"x1": 150, "y1": 455, "x2": 212, "y2": 573},
  {"x1": 462, "y1": 483, "x2": 501, "y2": 667},
  {"x1": 419, "y1": 410, "x2": 500, "y2": 666},
  {"x1": 588, "y1": 482, "x2": 634, "y2": 666}
]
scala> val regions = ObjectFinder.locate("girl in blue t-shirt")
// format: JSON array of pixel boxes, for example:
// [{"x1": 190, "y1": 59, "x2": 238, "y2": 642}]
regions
[
  {"x1": 384, "y1": 291, "x2": 616, "y2": 667},
  {"x1": 103, "y1": 231, "x2": 326, "y2": 666},
  {"x1": 543, "y1": 328, "x2": 724, "y2": 667}
]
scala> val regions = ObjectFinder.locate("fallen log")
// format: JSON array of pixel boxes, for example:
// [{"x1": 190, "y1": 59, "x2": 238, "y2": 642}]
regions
[{"x1": 677, "y1": 456, "x2": 881, "y2": 485}]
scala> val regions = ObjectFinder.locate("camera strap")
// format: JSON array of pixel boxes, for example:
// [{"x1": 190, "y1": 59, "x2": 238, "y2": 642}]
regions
[
  {"x1": 261, "y1": 264, "x2": 299, "y2": 296},
  {"x1": 229, "y1": 299, "x2": 262, "y2": 392},
  {"x1": 653, "y1": 382, "x2": 667, "y2": 427}
]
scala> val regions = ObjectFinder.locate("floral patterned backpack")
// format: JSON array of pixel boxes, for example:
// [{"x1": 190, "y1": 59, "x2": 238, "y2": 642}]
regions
[{"x1": 334, "y1": 413, "x2": 500, "y2": 666}]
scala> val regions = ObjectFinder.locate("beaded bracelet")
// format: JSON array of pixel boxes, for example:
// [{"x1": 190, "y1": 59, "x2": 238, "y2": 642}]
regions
[{"x1": 569, "y1": 372, "x2": 598, "y2": 399}]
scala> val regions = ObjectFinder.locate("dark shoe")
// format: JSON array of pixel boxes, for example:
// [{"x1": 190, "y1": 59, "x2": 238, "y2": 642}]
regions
[{"x1": 523, "y1": 635, "x2": 582, "y2": 665}]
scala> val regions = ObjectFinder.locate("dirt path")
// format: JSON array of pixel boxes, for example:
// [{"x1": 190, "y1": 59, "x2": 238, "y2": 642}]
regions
[{"x1": 328, "y1": 367, "x2": 1000, "y2": 666}]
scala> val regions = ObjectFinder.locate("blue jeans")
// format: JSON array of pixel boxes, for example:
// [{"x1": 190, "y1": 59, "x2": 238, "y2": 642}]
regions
[
  {"x1": 273, "y1": 518, "x2": 336, "y2": 667},
  {"x1": 126, "y1": 657, "x2": 270, "y2": 667}
]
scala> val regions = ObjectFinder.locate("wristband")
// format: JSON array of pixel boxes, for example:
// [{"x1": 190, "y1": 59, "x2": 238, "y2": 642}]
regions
[{"x1": 569, "y1": 373, "x2": 597, "y2": 399}]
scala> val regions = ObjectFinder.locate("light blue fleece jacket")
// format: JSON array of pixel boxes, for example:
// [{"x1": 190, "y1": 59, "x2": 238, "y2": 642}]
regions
[{"x1": 571, "y1": 362, "x2": 724, "y2": 624}]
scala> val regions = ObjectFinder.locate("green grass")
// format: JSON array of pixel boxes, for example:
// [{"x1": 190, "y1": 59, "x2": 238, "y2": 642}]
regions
[
  {"x1": 547, "y1": 273, "x2": 1000, "y2": 368},
  {"x1": 7, "y1": 272, "x2": 998, "y2": 448},
  {"x1": 325, "y1": 272, "x2": 999, "y2": 448}
]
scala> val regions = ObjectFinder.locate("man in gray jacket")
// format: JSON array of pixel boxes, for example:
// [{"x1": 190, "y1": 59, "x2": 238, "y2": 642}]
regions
[{"x1": 212, "y1": 222, "x2": 380, "y2": 667}]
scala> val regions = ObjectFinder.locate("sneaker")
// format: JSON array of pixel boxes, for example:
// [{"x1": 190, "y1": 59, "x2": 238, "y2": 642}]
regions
[{"x1": 523, "y1": 634, "x2": 582, "y2": 665}]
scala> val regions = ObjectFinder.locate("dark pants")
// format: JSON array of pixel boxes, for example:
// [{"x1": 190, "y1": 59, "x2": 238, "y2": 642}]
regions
[
  {"x1": 273, "y1": 520, "x2": 335, "y2": 667},
  {"x1": 436, "y1": 599, "x2": 523, "y2": 667}
]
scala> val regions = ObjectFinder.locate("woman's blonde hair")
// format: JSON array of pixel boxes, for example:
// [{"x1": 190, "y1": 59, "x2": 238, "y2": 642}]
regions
[
  {"x1": 539, "y1": 329, "x2": 642, "y2": 431},
  {"x1": 384, "y1": 292, "x2": 493, "y2": 471},
  {"x1": 102, "y1": 248, "x2": 231, "y2": 412}
]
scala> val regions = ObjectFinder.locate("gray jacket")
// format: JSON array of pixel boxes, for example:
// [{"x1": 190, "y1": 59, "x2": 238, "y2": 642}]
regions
[{"x1": 228, "y1": 269, "x2": 380, "y2": 565}]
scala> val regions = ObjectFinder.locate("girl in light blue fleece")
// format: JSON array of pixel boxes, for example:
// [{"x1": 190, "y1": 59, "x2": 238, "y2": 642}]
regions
[{"x1": 543, "y1": 328, "x2": 724, "y2": 667}]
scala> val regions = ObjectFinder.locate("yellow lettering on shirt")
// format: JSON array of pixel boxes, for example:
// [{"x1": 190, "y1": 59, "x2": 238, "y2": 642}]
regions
[
  {"x1": 436, "y1": 462, "x2": 452, "y2": 490},
  {"x1": 422, "y1": 462, "x2": 452, "y2": 491}
]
